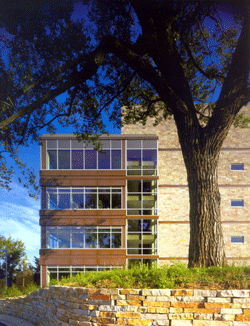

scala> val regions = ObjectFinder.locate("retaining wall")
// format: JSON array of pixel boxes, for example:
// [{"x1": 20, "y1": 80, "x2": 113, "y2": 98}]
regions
[{"x1": 1, "y1": 287, "x2": 250, "y2": 325}]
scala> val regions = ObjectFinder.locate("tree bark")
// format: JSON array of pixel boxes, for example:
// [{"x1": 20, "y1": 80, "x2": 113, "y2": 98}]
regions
[{"x1": 185, "y1": 147, "x2": 225, "y2": 267}]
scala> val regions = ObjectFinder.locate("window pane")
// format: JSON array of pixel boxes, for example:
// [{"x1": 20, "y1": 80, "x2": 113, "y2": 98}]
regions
[
  {"x1": 143, "y1": 180, "x2": 157, "y2": 193},
  {"x1": 231, "y1": 236, "x2": 244, "y2": 243},
  {"x1": 58, "y1": 194, "x2": 70, "y2": 209},
  {"x1": 112, "y1": 233, "x2": 121, "y2": 248},
  {"x1": 58, "y1": 140, "x2": 70, "y2": 148},
  {"x1": 128, "y1": 220, "x2": 140, "y2": 232},
  {"x1": 58, "y1": 150, "x2": 70, "y2": 169},
  {"x1": 112, "y1": 150, "x2": 121, "y2": 169},
  {"x1": 85, "y1": 150, "x2": 97, "y2": 169},
  {"x1": 127, "y1": 195, "x2": 141, "y2": 209},
  {"x1": 72, "y1": 194, "x2": 84, "y2": 209},
  {"x1": 85, "y1": 194, "x2": 97, "y2": 209},
  {"x1": 143, "y1": 195, "x2": 157, "y2": 209},
  {"x1": 142, "y1": 149, "x2": 157, "y2": 170},
  {"x1": 112, "y1": 194, "x2": 121, "y2": 208},
  {"x1": 128, "y1": 180, "x2": 141, "y2": 193},
  {"x1": 47, "y1": 193, "x2": 57, "y2": 209},
  {"x1": 99, "y1": 232, "x2": 110, "y2": 248},
  {"x1": 98, "y1": 150, "x2": 110, "y2": 169},
  {"x1": 127, "y1": 150, "x2": 141, "y2": 170},
  {"x1": 231, "y1": 164, "x2": 244, "y2": 171},
  {"x1": 47, "y1": 140, "x2": 57, "y2": 149},
  {"x1": 72, "y1": 150, "x2": 83, "y2": 169},
  {"x1": 72, "y1": 140, "x2": 83, "y2": 148},
  {"x1": 111, "y1": 140, "x2": 122, "y2": 149},
  {"x1": 231, "y1": 200, "x2": 244, "y2": 207},
  {"x1": 99, "y1": 194, "x2": 110, "y2": 208},
  {"x1": 127, "y1": 140, "x2": 141, "y2": 148},
  {"x1": 85, "y1": 229, "x2": 97, "y2": 248},
  {"x1": 72, "y1": 232, "x2": 84, "y2": 248},
  {"x1": 47, "y1": 150, "x2": 57, "y2": 169},
  {"x1": 143, "y1": 140, "x2": 157, "y2": 148},
  {"x1": 58, "y1": 229, "x2": 70, "y2": 248},
  {"x1": 100, "y1": 140, "x2": 110, "y2": 148},
  {"x1": 47, "y1": 230, "x2": 57, "y2": 248}
]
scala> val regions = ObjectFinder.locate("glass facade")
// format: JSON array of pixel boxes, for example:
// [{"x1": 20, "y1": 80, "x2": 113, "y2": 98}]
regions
[
  {"x1": 46, "y1": 139, "x2": 122, "y2": 170},
  {"x1": 127, "y1": 219, "x2": 157, "y2": 255},
  {"x1": 46, "y1": 226, "x2": 122, "y2": 249},
  {"x1": 126, "y1": 139, "x2": 157, "y2": 176},
  {"x1": 46, "y1": 187, "x2": 122, "y2": 210},
  {"x1": 127, "y1": 180, "x2": 157, "y2": 215}
]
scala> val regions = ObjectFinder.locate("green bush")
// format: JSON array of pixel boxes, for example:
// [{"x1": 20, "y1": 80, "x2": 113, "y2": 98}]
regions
[{"x1": 53, "y1": 261, "x2": 250, "y2": 290}]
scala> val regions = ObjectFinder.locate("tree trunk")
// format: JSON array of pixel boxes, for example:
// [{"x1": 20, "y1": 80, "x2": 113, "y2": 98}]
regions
[{"x1": 182, "y1": 142, "x2": 226, "y2": 267}]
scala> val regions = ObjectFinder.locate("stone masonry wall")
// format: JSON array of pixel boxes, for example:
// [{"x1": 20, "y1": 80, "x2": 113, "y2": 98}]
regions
[{"x1": 2, "y1": 286, "x2": 250, "y2": 325}]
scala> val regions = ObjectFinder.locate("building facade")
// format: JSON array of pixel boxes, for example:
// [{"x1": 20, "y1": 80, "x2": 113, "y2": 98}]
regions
[{"x1": 39, "y1": 107, "x2": 250, "y2": 287}]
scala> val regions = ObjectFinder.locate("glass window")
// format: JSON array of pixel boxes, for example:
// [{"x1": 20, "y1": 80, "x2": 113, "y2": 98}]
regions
[
  {"x1": 47, "y1": 140, "x2": 57, "y2": 149},
  {"x1": 127, "y1": 180, "x2": 157, "y2": 216},
  {"x1": 72, "y1": 193, "x2": 84, "y2": 209},
  {"x1": 58, "y1": 140, "x2": 70, "y2": 148},
  {"x1": 85, "y1": 150, "x2": 97, "y2": 169},
  {"x1": 143, "y1": 140, "x2": 157, "y2": 148},
  {"x1": 142, "y1": 149, "x2": 157, "y2": 175},
  {"x1": 85, "y1": 228, "x2": 97, "y2": 248},
  {"x1": 127, "y1": 140, "x2": 141, "y2": 148},
  {"x1": 112, "y1": 193, "x2": 121, "y2": 208},
  {"x1": 58, "y1": 150, "x2": 70, "y2": 169},
  {"x1": 72, "y1": 229, "x2": 84, "y2": 248},
  {"x1": 85, "y1": 192, "x2": 97, "y2": 209},
  {"x1": 98, "y1": 150, "x2": 110, "y2": 169},
  {"x1": 58, "y1": 228, "x2": 70, "y2": 248},
  {"x1": 231, "y1": 200, "x2": 244, "y2": 207},
  {"x1": 99, "y1": 190, "x2": 111, "y2": 209},
  {"x1": 47, "y1": 192, "x2": 57, "y2": 209},
  {"x1": 231, "y1": 164, "x2": 244, "y2": 171},
  {"x1": 112, "y1": 150, "x2": 121, "y2": 169},
  {"x1": 231, "y1": 236, "x2": 244, "y2": 243},
  {"x1": 47, "y1": 150, "x2": 57, "y2": 169},
  {"x1": 58, "y1": 193, "x2": 70, "y2": 209},
  {"x1": 111, "y1": 140, "x2": 122, "y2": 149},
  {"x1": 127, "y1": 150, "x2": 141, "y2": 169},
  {"x1": 127, "y1": 219, "x2": 157, "y2": 255},
  {"x1": 99, "y1": 229, "x2": 111, "y2": 248},
  {"x1": 72, "y1": 140, "x2": 83, "y2": 148},
  {"x1": 72, "y1": 150, "x2": 83, "y2": 169}
]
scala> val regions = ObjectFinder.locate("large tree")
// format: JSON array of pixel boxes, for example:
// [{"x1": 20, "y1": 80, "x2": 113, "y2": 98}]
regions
[{"x1": 0, "y1": 0, "x2": 249, "y2": 266}]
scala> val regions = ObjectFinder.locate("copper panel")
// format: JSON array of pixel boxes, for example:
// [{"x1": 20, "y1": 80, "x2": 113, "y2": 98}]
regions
[
  {"x1": 40, "y1": 249, "x2": 126, "y2": 266},
  {"x1": 40, "y1": 217, "x2": 126, "y2": 226}
]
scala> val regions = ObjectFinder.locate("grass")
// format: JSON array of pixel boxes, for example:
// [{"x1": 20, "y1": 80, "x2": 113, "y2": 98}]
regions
[
  {"x1": 48, "y1": 261, "x2": 250, "y2": 290},
  {"x1": 0, "y1": 282, "x2": 40, "y2": 299},
  {"x1": 1, "y1": 261, "x2": 250, "y2": 298}
]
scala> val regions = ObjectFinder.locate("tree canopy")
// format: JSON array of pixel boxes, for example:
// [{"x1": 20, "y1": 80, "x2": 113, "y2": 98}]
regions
[
  {"x1": 0, "y1": 0, "x2": 249, "y2": 266},
  {"x1": 0, "y1": 235, "x2": 28, "y2": 286}
]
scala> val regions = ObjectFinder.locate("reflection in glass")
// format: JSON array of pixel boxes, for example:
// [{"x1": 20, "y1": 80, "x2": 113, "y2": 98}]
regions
[
  {"x1": 98, "y1": 150, "x2": 110, "y2": 169},
  {"x1": 85, "y1": 150, "x2": 97, "y2": 169},
  {"x1": 58, "y1": 150, "x2": 70, "y2": 169},
  {"x1": 85, "y1": 194, "x2": 97, "y2": 209},
  {"x1": 112, "y1": 150, "x2": 121, "y2": 169},
  {"x1": 72, "y1": 150, "x2": 83, "y2": 169},
  {"x1": 85, "y1": 229, "x2": 97, "y2": 248},
  {"x1": 99, "y1": 232, "x2": 110, "y2": 248},
  {"x1": 58, "y1": 194, "x2": 70, "y2": 209},
  {"x1": 47, "y1": 150, "x2": 57, "y2": 169}
]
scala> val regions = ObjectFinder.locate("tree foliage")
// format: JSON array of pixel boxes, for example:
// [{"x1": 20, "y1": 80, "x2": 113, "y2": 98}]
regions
[
  {"x1": 0, "y1": 235, "x2": 28, "y2": 286},
  {"x1": 0, "y1": 0, "x2": 249, "y2": 266}
]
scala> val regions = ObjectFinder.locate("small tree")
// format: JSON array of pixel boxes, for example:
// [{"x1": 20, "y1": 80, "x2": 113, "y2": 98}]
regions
[{"x1": 0, "y1": 235, "x2": 28, "y2": 286}]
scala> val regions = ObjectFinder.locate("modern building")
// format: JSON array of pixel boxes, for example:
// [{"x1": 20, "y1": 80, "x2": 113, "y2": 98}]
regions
[{"x1": 39, "y1": 106, "x2": 250, "y2": 287}]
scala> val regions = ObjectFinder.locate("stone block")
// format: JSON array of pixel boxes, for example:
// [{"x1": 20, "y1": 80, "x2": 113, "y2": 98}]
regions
[
  {"x1": 217, "y1": 291, "x2": 250, "y2": 298},
  {"x1": 172, "y1": 290, "x2": 194, "y2": 297},
  {"x1": 171, "y1": 321, "x2": 193, "y2": 326},
  {"x1": 193, "y1": 321, "x2": 233, "y2": 326},
  {"x1": 169, "y1": 313, "x2": 193, "y2": 320}
]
